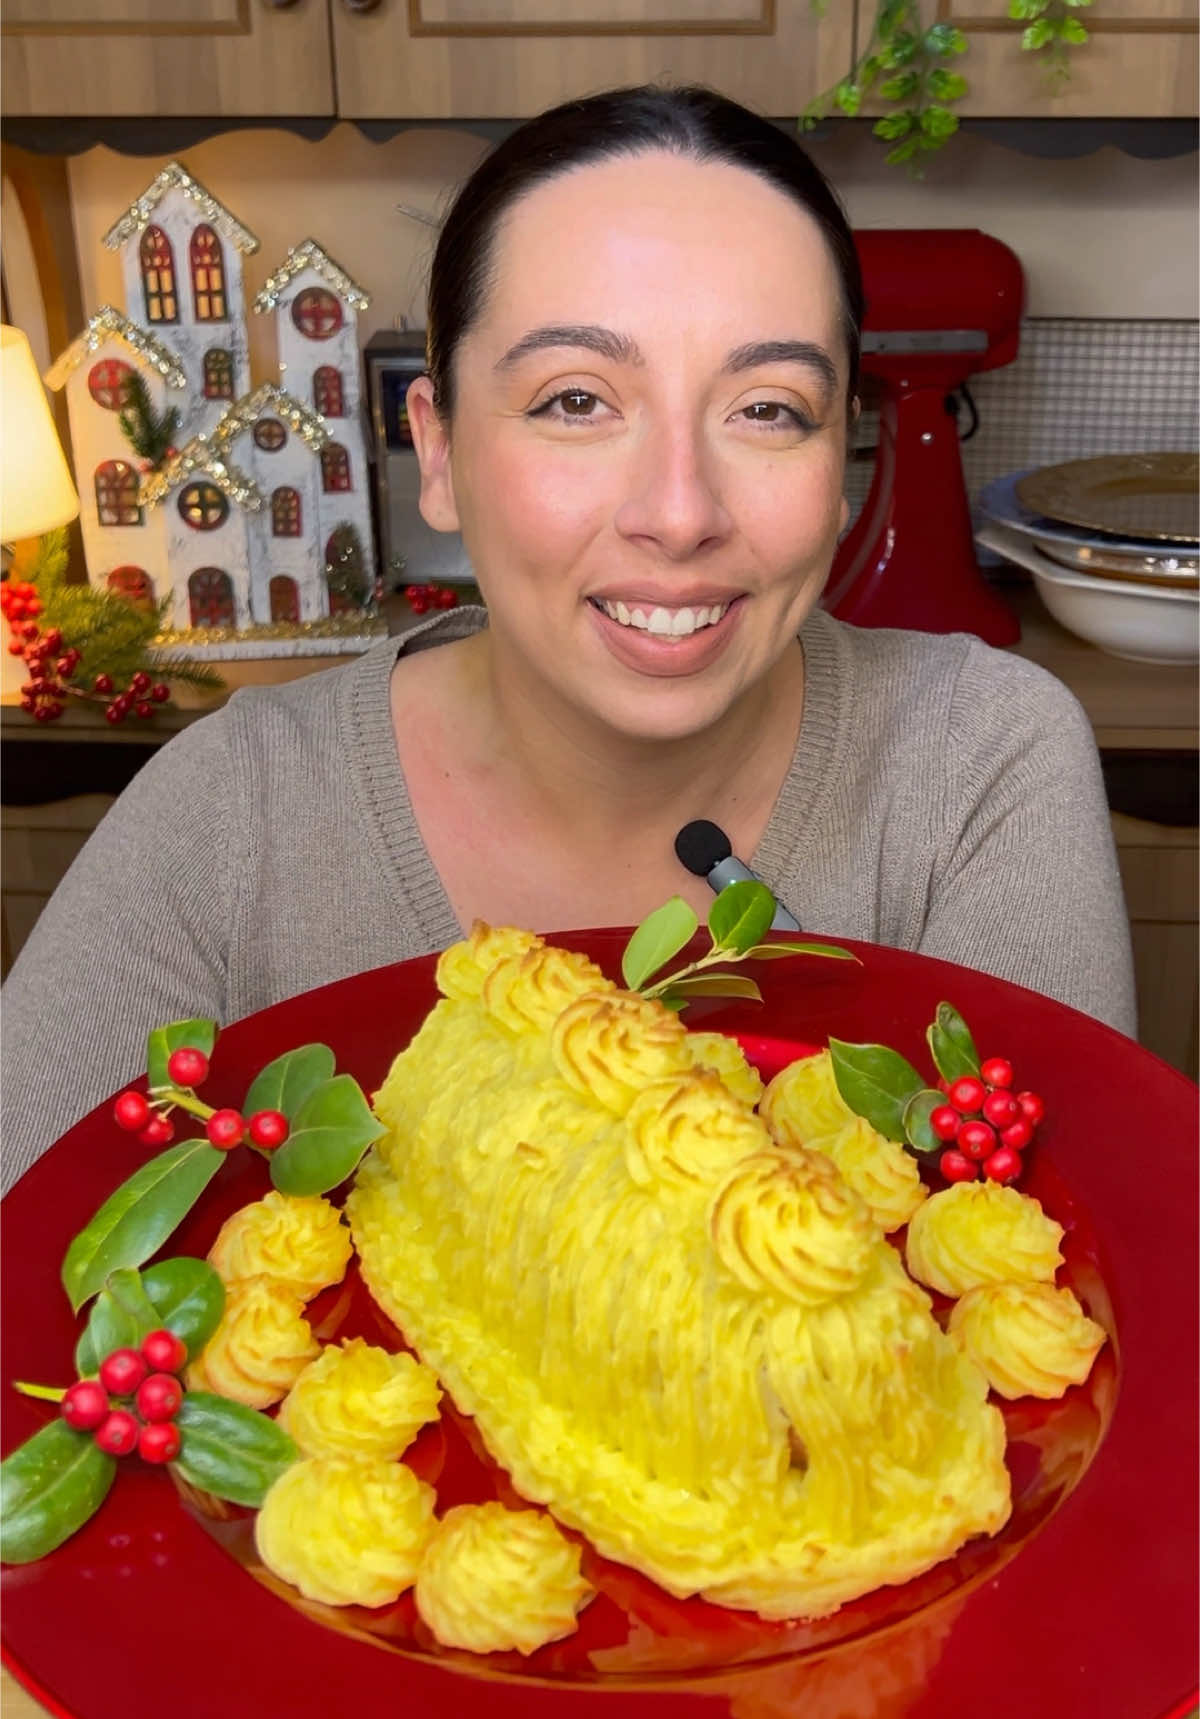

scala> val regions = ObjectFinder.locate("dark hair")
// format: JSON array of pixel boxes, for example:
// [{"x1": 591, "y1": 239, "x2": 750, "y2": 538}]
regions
[{"x1": 425, "y1": 84, "x2": 863, "y2": 418}]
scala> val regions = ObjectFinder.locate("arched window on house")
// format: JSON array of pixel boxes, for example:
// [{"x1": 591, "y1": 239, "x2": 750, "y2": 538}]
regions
[
  {"x1": 271, "y1": 487, "x2": 302, "y2": 537},
  {"x1": 313, "y1": 367, "x2": 344, "y2": 417},
  {"x1": 87, "y1": 359, "x2": 134, "y2": 411},
  {"x1": 269, "y1": 576, "x2": 300, "y2": 623},
  {"x1": 140, "y1": 225, "x2": 178, "y2": 324},
  {"x1": 94, "y1": 460, "x2": 142, "y2": 527},
  {"x1": 292, "y1": 288, "x2": 343, "y2": 341},
  {"x1": 189, "y1": 567, "x2": 235, "y2": 629},
  {"x1": 189, "y1": 225, "x2": 227, "y2": 320},
  {"x1": 320, "y1": 443, "x2": 351, "y2": 493},
  {"x1": 106, "y1": 566, "x2": 154, "y2": 609},
  {"x1": 203, "y1": 348, "x2": 234, "y2": 400}
]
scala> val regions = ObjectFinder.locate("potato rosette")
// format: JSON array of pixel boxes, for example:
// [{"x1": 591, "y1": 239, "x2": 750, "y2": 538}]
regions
[
  {"x1": 207, "y1": 1190, "x2": 352, "y2": 1301},
  {"x1": 949, "y1": 1281, "x2": 1107, "y2": 1399},
  {"x1": 905, "y1": 1183, "x2": 1064, "y2": 1297},
  {"x1": 186, "y1": 1275, "x2": 319, "y2": 1409},
  {"x1": 807, "y1": 1116, "x2": 928, "y2": 1234},
  {"x1": 255, "y1": 1456, "x2": 435, "y2": 1607},
  {"x1": 277, "y1": 1337, "x2": 442, "y2": 1460},
  {"x1": 415, "y1": 1503, "x2": 593, "y2": 1654}
]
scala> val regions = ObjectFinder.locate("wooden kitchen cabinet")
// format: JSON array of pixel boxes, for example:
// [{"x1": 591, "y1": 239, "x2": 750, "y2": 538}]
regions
[
  {"x1": 1111, "y1": 812, "x2": 1198, "y2": 1082},
  {"x1": 873, "y1": 0, "x2": 1200, "y2": 118},
  {"x1": 1, "y1": 0, "x2": 335, "y2": 119},
  {"x1": 329, "y1": 0, "x2": 855, "y2": 118}
]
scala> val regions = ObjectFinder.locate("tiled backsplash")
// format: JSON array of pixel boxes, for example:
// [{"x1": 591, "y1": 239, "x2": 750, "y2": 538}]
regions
[{"x1": 846, "y1": 316, "x2": 1200, "y2": 542}]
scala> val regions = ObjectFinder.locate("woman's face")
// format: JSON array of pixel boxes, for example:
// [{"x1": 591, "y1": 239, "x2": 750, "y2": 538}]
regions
[{"x1": 408, "y1": 150, "x2": 852, "y2": 744}]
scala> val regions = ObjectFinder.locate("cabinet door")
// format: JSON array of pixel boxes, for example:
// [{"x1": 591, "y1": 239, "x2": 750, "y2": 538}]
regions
[
  {"x1": 1111, "y1": 811, "x2": 1199, "y2": 1081},
  {"x1": 331, "y1": 0, "x2": 855, "y2": 118},
  {"x1": 898, "y1": 0, "x2": 1198, "y2": 118},
  {"x1": 2, "y1": 0, "x2": 335, "y2": 118}
]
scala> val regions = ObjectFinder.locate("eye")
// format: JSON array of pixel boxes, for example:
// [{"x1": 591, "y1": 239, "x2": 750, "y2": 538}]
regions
[
  {"x1": 736, "y1": 400, "x2": 816, "y2": 433},
  {"x1": 528, "y1": 388, "x2": 608, "y2": 423}
]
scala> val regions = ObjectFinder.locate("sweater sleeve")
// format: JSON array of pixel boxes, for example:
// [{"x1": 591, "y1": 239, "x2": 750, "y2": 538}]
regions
[
  {"x1": 1, "y1": 712, "x2": 239, "y2": 1194},
  {"x1": 919, "y1": 642, "x2": 1137, "y2": 1037}
]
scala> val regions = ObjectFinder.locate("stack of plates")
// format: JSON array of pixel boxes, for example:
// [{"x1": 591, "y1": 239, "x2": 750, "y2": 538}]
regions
[{"x1": 977, "y1": 454, "x2": 1199, "y2": 664}]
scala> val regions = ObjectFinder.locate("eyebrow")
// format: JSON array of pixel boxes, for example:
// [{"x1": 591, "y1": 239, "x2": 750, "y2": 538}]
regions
[{"x1": 495, "y1": 325, "x2": 839, "y2": 397}]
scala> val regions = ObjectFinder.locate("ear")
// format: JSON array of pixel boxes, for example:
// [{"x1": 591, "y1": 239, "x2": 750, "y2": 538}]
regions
[{"x1": 406, "y1": 375, "x2": 460, "y2": 533}]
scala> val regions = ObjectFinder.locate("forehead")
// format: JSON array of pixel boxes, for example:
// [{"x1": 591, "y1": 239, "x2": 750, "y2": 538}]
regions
[{"x1": 480, "y1": 150, "x2": 844, "y2": 352}]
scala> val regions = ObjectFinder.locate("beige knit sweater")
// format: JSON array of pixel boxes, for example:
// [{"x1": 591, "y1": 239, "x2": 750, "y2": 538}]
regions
[{"x1": 1, "y1": 606, "x2": 1135, "y2": 1191}]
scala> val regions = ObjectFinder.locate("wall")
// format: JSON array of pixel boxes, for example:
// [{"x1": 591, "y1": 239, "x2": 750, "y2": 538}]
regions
[{"x1": 64, "y1": 123, "x2": 1198, "y2": 382}]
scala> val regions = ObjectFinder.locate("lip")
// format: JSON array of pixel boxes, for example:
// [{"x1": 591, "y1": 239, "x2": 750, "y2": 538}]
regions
[
  {"x1": 588, "y1": 586, "x2": 745, "y2": 608},
  {"x1": 586, "y1": 593, "x2": 744, "y2": 676}
]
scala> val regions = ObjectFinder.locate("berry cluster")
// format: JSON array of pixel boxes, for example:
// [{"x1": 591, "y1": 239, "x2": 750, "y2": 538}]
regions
[
  {"x1": 930, "y1": 1057, "x2": 1044, "y2": 1186},
  {"x1": 61, "y1": 1329, "x2": 187, "y2": 1464},
  {"x1": 404, "y1": 582, "x2": 459, "y2": 616},
  {"x1": 2, "y1": 582, "x2": 169, "y2": 726},
  {"x1": 113, "y1": 1045, "x2": 289, "y2": 1155}
]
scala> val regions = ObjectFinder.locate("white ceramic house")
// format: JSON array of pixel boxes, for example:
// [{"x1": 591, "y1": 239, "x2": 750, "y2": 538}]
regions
[{"x1": 46, "y1": 166, "x2": 380, "y2": 656}]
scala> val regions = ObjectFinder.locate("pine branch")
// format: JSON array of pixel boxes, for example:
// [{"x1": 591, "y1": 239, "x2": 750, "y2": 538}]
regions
[{"x1": 117, "y1": 370, "x2": 182, "y2": 468}]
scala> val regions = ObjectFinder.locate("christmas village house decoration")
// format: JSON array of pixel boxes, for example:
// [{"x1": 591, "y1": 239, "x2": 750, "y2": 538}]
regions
[{"x1": 45, "y1": 163, "x2": 382, "y2": 660}]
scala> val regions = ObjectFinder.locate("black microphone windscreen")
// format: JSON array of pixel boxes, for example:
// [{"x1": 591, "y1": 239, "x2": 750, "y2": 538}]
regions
[{"x1": 674, "y1": 819, "x2": 733, "y2": 877}]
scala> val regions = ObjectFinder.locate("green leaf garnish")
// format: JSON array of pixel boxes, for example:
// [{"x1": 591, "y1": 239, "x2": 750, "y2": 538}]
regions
[
  {"x1": 77, "y1": 1258, "x2": 226, "y2": 1376},
  {"x1": 173, "y1": 1393, "x2": 297, "y2": 1507},
  {"x1": 656, "y1": 974, "x2": 764, "y2": 1004},
  {"x1": 828, "y1": 1037, "x2": 925, "y2": 1144},
  {"x1": 745, "y1": 940, "x2": 858, "y2": 962},
  {"x1": 620, "y1": 896, "x2": 698, "y2": 990},
  {"x1": 0, "y1": 1420, "x2": 116, "y2": 1565},
  {"x1": 146, "y1": 1019, "x2": 217, "y2": 1093},
  {"x1": 902, "y1": 1088, "x2": 946, "y2": 1155},
  {"x1": 61, "y1": 1139, "x2": 225, "y2": 1313},
  {"x1": 269, "y1": 1073, "x2": 385, "y2": 1197},
  {"x1": 927, "y1": 1002, "x2": 981, "y2": 1084},
  {"x1": 707, "y1": 880, "x2": 776, "y2": 956},
  {"x1": 243, "y1": 1043, "x2": 337, "y2": 1122}
]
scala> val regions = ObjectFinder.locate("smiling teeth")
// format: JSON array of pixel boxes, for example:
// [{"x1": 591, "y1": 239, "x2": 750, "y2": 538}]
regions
[{"x1": 597, "y1": 600, "x2": 730, "y2": 637}]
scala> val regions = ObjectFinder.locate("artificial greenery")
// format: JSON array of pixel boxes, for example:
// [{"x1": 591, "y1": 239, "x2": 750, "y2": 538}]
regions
[
  {"x1": 324, "y1": 521, "x2": 372, "y2": 611},
  {"x1": 116, "y1": 369, "x2": 181, "y2": 471},
  {"x1": 803, "y1": 0, "x2": 1093, "y2": 169},
  {"x1": 23, "y1": 527, "x2": 221, "y2": 697}
]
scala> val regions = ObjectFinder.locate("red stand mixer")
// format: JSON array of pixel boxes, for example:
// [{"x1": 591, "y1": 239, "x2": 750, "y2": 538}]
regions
[{"x1": 824, "y1": 229, "x2": 1024, "y2": 646}]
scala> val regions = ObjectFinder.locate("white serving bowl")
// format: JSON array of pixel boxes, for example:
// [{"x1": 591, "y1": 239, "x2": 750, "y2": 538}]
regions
[{"x1": 976, "y1": 523, "x2": 1200, "y2": 664}]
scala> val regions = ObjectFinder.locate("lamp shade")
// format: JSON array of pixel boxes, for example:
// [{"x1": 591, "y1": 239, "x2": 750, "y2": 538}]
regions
[{"x1": 1, "y1": 324, "x2": 79, "y2": 541}]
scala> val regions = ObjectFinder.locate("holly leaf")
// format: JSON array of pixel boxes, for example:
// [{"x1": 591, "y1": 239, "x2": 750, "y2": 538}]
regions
[
  {"x1": 173, "y1": 1394, "x2": 297, "y2": 1507},
  {"x1": 903, "y1": 1088, "x2": 946, "y2": 1155},
  {"x1": 74, "y1": 1267, "x2": 157, "y2": 1376},
  {"x1": 657, "y1": 974, "x2": 764, "y2": 1005},
  {"x1": 243, "y1": 1043, "x2": 337, "y2": 1122},
  {"x1": 0, "y1": 1420, "x2": 116, "y2": 1565},
  {"x1": 708, "y1": 880, "x2": 776, "y2": 957},
  {"x1": 828, "y1": 1037, "x2": 925, "y2": 1143},
  {"x1": 61, "y1": 1139, "x2": 225, "y2": 1313},
  {"x1": 269, "y1": 1074, "x2": 385, "y2": 1197},
  {"x1": 926, "y1": 1002, "x2": 980, "y2": 1084},
  {"x1": 621, "y1": 897, "x2": 699, "y2": 991},
  {"x1": 146, "y1": 1019, "x2": 218, "y2": 1093},
  {"x1": 75, "y1": 1257, "x2": 224, "y2": 1377}
]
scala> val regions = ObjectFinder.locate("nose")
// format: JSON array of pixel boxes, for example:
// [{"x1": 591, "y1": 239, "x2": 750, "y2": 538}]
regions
[{"x1": 613, "y1": 416, "x2": 733, "y2": 561}]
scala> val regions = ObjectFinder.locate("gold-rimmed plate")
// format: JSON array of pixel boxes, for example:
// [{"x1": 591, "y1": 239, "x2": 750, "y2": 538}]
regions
[{"x1": 1016, "y1": 454, "x2": 1199, "y2": 545}]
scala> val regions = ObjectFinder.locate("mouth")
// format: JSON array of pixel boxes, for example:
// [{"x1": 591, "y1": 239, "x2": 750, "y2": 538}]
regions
[{"x1": 587, "y1": 597, "x2": 736, "y2": 639}]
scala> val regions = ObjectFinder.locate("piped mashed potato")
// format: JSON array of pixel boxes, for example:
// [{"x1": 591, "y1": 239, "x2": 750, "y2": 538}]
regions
[
  {"x1": 277, "y1": 1338, "x2": 442, "y2": 1461},
  {"x1": 414, "y1": 1502, "x2": 593, "y2": 1654},
  {"x1": 906, "y1": 1182, "x2": 1064, "y2": 1298},
  {"x1": 949, "y1": 1281, "x2": 1107, "y2": 1399}
]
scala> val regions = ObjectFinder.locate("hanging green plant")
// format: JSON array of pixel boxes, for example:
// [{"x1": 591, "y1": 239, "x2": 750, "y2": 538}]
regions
[{"x1": 1009, "y1": 0, "x2": 1092, "y2": 78}]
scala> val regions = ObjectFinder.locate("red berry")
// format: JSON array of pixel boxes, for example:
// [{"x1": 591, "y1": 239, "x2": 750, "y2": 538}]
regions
[
  {"x1": 982, "y1": 1089, "x2": 1020, "y2": 1129},
  {"x1": 55, "y1": 656, "x2": 76, "y2": 679},
  {"x1": 105, "y1": 702, "x2": 127, "y2": 725},
  {"x1": 7, "y1": 640, "x2": 25, "y2": 656},
  {"x1": 167, "y1": 1046, "x2": 209, "y2": 1087},
  {"x1": 206, "y1": 1108, "x2": 245, "y2": 1150},
  {"x1": 93, "y1": 673, "x2": 113, "y2": 694},
  {"x1": 1016, "y1": 1091, "x2": 1045, "y2": 1126},
  {"x1": 136, "y1": 1372, "x2": 183, "y2": 1423},
  {"x1": 410, "y1": 596, "x2": 429, "y2": 615},
  {"x1": 248, "y1": 1108, "x2": 289, "y2": 1149},
  {"x1": 403, "y1": 584, "x2": 421, "y2": 601},
  {"x1": 137, "y1": 1421, "x2": 182, "y2": 1465},
  {"x1": 939, "y1": 1148, "x2": 977, "y2": 1183},
  {"x1": 141, "y1": 1328, "x2": 187, "y2": 1374},
  {"x1": 113, "y1": 1089, "x2": 152, "y2": 1132},
  {"x1": 134, "y1": 700, "x2": 154, "y2": 719},
  {"x1": 980, "y1": 1056, "x2": 1014, "y2": 1090},
  {"x1": 137, "y1": 1113, "x2": 175, "y2": 1148},
  {"x1": 20, "y1": 621, "x2": 41, "y2": 642},
  {"x1": 1000, "y1": 1117, "x2": 1034, "y2": 1152},
  {"x1": 99, "y1": 1347, "x2": 148, "y2": 1397},
  {"x1": 930, "y1": 1104, "x2": 960, "y2": 1142},
  {"x1": 948, "y1": 1075, "x2": 986, "y2": 1113},
  {"x1": 150, "y1": 682, "x2": 170, "y2": 703},
  {"x1": 434, "y1": 587, "x2": 458, "y2": 609},
  {"x1": 983, "y1": 1146, "x2": 1022, "y2": 1184},
  {"x1": 61, "y1": 1380, "x2": 110, "y2": 1431},
  {"x1": 95, "y1": 1410, "x2": 140, "y2": 1458},
  {"x1": 130, "y1": 670, "x2": 151, "y2": 694},
  {"x1": 957, "y1": 1118, "x2": 997, "y2": 1160}
]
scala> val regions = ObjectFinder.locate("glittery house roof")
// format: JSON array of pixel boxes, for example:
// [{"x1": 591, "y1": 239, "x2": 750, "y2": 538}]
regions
[
  {"x1": 44, "y1": 306, "x2": 189, "y2": 392},
  {"x1": 140, "y1": 439, "x2": 264, "y2": 514},
  {"x1": 102, "y1": 161, "x2": 260, "y2": 256},
  {"x1": 204, "y1": 382, "x2": 331, "y2": 457},
  {"x1": 252, "y1": 238, "x2": 370, "y2": 315}
]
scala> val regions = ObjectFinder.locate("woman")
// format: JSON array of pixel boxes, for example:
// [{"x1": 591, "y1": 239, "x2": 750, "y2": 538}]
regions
[{"x1": 1, "y1": 85, "x2": 1134, "y2": 1189}]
